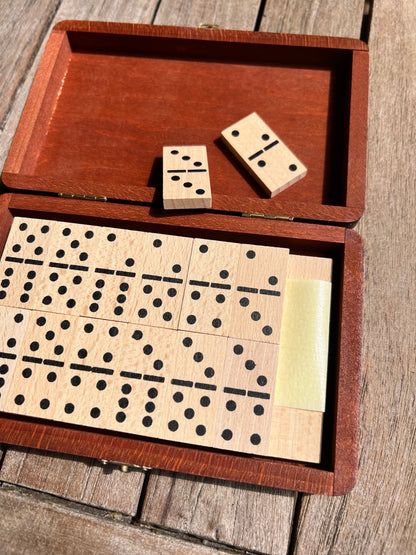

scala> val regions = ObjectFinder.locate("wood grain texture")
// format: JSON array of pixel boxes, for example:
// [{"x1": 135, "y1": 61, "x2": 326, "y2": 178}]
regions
[
  {"x1": 141, "y1": 470, "x2": 296, "y2": 554},
  {"x1": 259, "y1": 0, "x2": 365, "y2": 37},
  {"x1": 153, "y1": 0, "x2": 262, "y2": 29},
  {"x1": 293, "y1": 0, "x2": 416, "y2": 552},
  {"x1": 0, "y1": 0, "x2": 58, "y2": 131},
  {"x1": 0, "y1": 486, "x2": 218, "y2": 554},
  {"x1": 221, "y1": 112, "x2": 307, "y2": 197},
  {"x1": 0, "y1": 447, "x2": 145, "y2": 515}
]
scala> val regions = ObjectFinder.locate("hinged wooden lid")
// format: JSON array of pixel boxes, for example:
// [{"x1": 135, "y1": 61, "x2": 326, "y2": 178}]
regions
[{"x1": 2, "y1": 21, "x2": 368, "y2": 224}]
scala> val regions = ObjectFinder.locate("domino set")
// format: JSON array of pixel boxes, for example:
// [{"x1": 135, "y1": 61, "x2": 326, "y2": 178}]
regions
[
  {"x1": 0, "y1": 216, "x2": 331, "y2": 463},
  {"x1": 0, "y1": 21, "x2": 367, "y2": 494},
  {"x1": 163, "y1": 113, "x2": 307, "y2": 209}
]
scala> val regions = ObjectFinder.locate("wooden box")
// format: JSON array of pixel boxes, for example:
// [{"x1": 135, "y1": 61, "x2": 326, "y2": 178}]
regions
[{"x1": 0, "y1": 21, "x2": 368, "y2": 495}]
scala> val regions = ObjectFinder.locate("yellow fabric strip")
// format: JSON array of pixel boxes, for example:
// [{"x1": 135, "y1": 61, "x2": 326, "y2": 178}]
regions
[{"x1": 274, "y1": 278, "x2": 331, "y2": 412}]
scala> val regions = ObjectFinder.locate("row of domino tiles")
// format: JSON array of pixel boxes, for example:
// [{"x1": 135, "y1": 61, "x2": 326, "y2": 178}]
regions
[
  {"x1": 0, "y1": 217, "x2": 332, "y2": 462},
  {"x1": 0, "y1": 217, "x2": 289, "y2": 344}
]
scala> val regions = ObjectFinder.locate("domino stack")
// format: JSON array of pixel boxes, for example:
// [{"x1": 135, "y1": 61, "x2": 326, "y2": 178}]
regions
[{"x1": 0, "y1": 216, "x2": 331, "y2": 463}]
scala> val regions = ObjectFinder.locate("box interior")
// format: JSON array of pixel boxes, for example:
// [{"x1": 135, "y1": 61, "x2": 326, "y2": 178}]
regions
[
  {"x1": 0, "y1": 198, "x2": 346, "y2": 484},
  {"x1": 2, "y1": 26, "x2": 365, "y2": 223}
]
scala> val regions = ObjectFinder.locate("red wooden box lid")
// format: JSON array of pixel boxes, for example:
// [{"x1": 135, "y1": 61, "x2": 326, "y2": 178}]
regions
[{"x1": 2, "y1": 21, "x2": 368, "y2": 224}]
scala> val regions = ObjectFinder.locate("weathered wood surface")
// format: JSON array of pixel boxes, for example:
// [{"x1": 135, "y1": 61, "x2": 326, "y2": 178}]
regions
[
  {"x1": 0, "y1": 487, "x2": 219, "y2": 555},
  {"x1": 0, "y1": 0, "x2": 415, "y2": 554},
  {"x1": 0, "y1": 447, "x2": 145, "y2": 515},
  {"x1": 292, "y1": 1, "x2": 416, "y2": 553},
  {"x1": 153, "y1": 0, "x2": 262, "y2": 29},
  {"x1": 259, "y1": 0, "x2": 365, "y2": 36},
  {"x1": 0, "y1": 0, "x2": 58, "y2": 130},
  {"x1": 141, "y1": 471, "x2": 296, "y2": 554}
]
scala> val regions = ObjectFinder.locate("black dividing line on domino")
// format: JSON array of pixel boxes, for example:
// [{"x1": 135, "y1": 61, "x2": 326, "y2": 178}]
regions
[
  {"x1": 163, "y1": 277, "x2": 183, "y2": 284},
  {"x1": 194, "y1": 382, "x2": 217, "y2": 391},
  {"x1": 116, "y1": 270, "x2": 136, "y2": 278},
  {"x1": 143, "y1": 374, "x2": 165, "y2": 383},
  {"x1": 248, "y1": 149, "x2": 263, "y2": 161},
  {"x1": 189, "y1": 280, "x2": 209, "y2": 287},
  {"x1": 69, "y1": 264, "x2": 89, "y2": 272},
  {"x1": 22, "y1": 355, "x2": 42, "y2": 364},
  {"x1": 248, "y1": 140, "x2": 279, "y2": 161},
  {"x1": 70, "y1": 363, "x2": 91, "y2": 372},
  {"x1": 264, "y1": 139, "x2": 279, "y2": 151},
  {"x1": 210, "y1": 282, "x2": 231, "y2": 290},
  {"x1": 95, "y1": 268, "x2": 115, "y2": 275},
  {"x1": 120, "y1": 370, "x2": 142, "y2": 380},
  {"x1": 167, "y1": 169, "x2": 207, "y2": 174},
  {"x1": 24, "y1": 259, "x2": 43, "y2": 266},
  {"x1": 237, "y1": 286, "x2": 258, "y2": 294},
  {"x1": 43, "y1": 359, "x2": 64, "y2": 368},
  {"x1": 171, "y1": 379, "x2": 193, "y2": 388},
  {"x1": 247, "y1": 390, "x2": 270, "y2": 400},
  {"x1": 92, "y1": 366, "x2": 114, "y2": 376},
  {"x1": 5, "y1": 256, "x2": 23, "y2": 263},
  {"x1": 259, "y1": 289, "x2": 280, "y2": 297},
  {"x1": 236, "y1": 285, "x2": 280, "y2": 297},
  {"x1": 50, "y1": 262, "x2": 68, "y2": 269},
  {"x1": 0, "y1": 352, "x2": 16, "y2": 360},
  {"x1": 223, "y1": 387, "x2": 246, "y2": 396},
  {"x1": 142, "y1": 274, "x2": 162, "y2": 281}
]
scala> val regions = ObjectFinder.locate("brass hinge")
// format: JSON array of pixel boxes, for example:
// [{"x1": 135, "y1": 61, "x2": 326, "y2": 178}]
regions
[
  {"x1": 58, "y1": 193, "x2": 107, "y2": 202},
  {"x1": 241, "y1": 212, "x2": 294, "y2": 221},
  {"x1": 99, "y1": 459, "x2": 152, "y2": 473},
  {"x1": 199, "y1": 23, "x2": 219, "y2": 29}
]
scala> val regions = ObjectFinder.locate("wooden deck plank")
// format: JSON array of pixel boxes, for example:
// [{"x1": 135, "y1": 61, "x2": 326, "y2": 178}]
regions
[
  {"x1": 141, "y1": 471, "x2": 296, "y2": 554},
  {"x1": 0, "y1": 0, "x2": 58, "y2": 131},
  {"x1": 0, "y1": 487, "x2": 219, "y2": 555},
  {"x1": 0, "y1": 447, "x2": 145, "y2": 516},
  {"x1": 259, "y1": 0, "x2": 365, "y2": 37},
  {"x1": 153, "y1": 0, "x2": 262, "y2": 29},
  {"x1": 293, "y1": 0, "x2": 416, "y2": 553}
]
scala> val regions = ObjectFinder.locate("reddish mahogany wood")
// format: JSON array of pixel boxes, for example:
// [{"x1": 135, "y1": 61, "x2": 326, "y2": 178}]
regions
[
  {"x1": 0, "y1": 193, "x2": 362, "y2": 495},
  {"x1": 332, "y1": 229, "x2": 363, "y2": 494},
  {"x1": 2, "y1": 22, "x2": 368, "y2": 224}
]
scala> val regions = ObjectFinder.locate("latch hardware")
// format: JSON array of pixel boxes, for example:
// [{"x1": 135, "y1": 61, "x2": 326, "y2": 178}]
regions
[
  {"x1": 58, "y1": 193, "x2": 107, "y2": 202},
  {"x1": 99, "y1": 459, "x2": 152, "y2": 473},
  {"x1": 242, "y1": 212, "x2": 294, "y2": 221}
]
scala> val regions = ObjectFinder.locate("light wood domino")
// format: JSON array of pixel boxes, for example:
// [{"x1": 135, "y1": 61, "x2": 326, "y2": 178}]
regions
[{"x1": 221, "y1": 112, "x2": 307, "y2": 197}]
